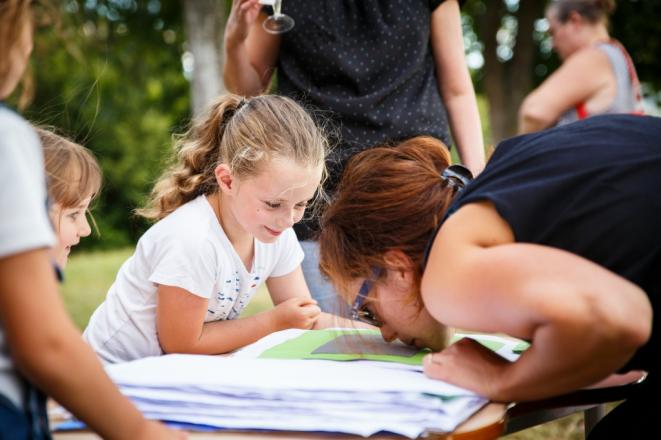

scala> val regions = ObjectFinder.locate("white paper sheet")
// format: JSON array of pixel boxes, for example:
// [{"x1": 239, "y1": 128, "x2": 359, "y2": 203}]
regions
[{"x1": 55, "y1": 329, "x2": 518, "y2": 438}]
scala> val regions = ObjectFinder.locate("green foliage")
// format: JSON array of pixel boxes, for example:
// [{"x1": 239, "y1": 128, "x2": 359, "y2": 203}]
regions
[
  {"x1": 25, "y1": 0, "x2": 190, "y2": 249},
  {"x1": 611, "y1": 0, "x2": 661, "y2": 104},
  {"x1": 14, "y1": 0, "x2": 661, "y2": 251}
]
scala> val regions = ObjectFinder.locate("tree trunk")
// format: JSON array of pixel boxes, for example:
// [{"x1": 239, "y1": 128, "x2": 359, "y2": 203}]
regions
[
  {"x1": 182, "y1": 0, "x2": 226, "y2": 117},
  {"x1": 508, "y1": 0, "x2": 544, "y2": 134},
  {"x1": 476, "y1": 0, "x2": 545, "y2": 143}
]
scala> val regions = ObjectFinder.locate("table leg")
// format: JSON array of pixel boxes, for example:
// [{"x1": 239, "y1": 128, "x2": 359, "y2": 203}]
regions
[{"x1": 583, "y1": 404, "x2": 606, "y2": 437}]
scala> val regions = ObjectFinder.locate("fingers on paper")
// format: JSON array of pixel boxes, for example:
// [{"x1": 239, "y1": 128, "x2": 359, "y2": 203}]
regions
[{"x1": 423, "y1": 352, "x2": 448, "y2": 381}]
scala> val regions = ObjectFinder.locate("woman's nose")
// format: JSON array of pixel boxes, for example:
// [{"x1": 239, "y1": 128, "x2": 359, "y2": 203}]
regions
[{"x1": 379, "y1": 325, "x2": 397, "y2": 343}]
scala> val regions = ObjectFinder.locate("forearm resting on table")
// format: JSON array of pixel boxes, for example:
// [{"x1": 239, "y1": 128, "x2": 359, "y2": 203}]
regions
[
  {"x1": 495, "y1": 303, "x2": 649, "y2": 402},
  {"x1": 160, "y1": 311, "x2": 279, "y2": 355},
  {"x1": 422, "y1": 234, "x2": 652, "y2": 403}
]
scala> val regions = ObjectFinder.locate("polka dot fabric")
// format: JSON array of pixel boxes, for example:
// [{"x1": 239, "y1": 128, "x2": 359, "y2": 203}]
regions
[
  {"x1": 278, "y1": 0, "x2": 451, "y2": 160},
  {"x1": 277, "y1": 0, "x2": 453, "y2": 239}
]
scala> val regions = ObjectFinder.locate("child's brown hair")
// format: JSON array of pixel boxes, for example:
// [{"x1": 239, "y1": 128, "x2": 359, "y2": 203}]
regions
[{"x1": 37, "y1": 128, "x2": 102, "y2": 229}]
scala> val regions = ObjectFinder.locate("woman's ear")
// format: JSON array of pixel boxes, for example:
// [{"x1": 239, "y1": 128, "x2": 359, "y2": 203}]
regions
[
  {"x1": 567, "y1": 10, "x2": 583, "y2": 27},
  {"x1": 383, "y1": 250, "x2": 416, "y2": 287},
  {"x1": 215, "y1": 164, "x2": 233, "y2": 194}
]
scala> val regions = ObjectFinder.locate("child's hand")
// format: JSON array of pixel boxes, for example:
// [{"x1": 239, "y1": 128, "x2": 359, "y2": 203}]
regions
[{"x1": 272, "y1": 297, "x2": 321, "y2": 331}]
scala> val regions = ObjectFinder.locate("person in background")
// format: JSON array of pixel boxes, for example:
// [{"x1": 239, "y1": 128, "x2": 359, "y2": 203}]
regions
[
  {"x1": 223, "y1": 0, "x2": 486, "y2": 313},
  {"x1": 0, "y1": 1, "x2": 184, "y2": 438},
  {"x1": 319, "y1": 114, "x2": 660, "y2": 439},
  {"x1": 518, "y1": 0, "x2": 643, "y2": 133},
  {"x1": 38, "y1": 128, "x2": 99, "y2": 269}
]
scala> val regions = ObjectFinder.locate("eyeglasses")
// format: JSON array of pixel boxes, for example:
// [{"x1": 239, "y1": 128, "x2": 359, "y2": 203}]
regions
[
  {"x1": 441, "y1": 164, "x2": 473, "y2": 192},
  {"x1": 350, "y1": 268, "x2": 383, "y2": 327}
]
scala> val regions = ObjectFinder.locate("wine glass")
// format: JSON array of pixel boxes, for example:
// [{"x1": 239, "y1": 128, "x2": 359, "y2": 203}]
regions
[{"x1": 261, "y1": 0, "x2": 295, "y2": 34}]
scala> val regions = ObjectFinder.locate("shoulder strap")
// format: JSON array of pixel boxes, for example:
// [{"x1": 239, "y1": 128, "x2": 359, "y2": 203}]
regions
[
  {"x1": 575, "y1": 102, "x2": 589, "y2": 120},
  {"x1": 609, "y1": 39, "x2": 645, "y2": 115}
]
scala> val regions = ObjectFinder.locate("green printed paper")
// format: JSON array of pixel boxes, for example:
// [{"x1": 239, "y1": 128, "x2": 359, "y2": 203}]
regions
[
  {"x1": 260, "y1": 329, "x2": 429, "y2": 365},
  {"x1": 512, "y1": 340, "x2": 531, "y2": 353},
  {"x1": 258, "y1": 329, "x2": 518, "y2": 366}
]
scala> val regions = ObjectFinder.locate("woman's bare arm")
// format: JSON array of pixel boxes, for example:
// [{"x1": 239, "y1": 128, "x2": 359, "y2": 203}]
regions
[
  {"x1": 518, "y1": 47, "x2": 613, "y2": 133},
  {"x1": 421, "y1": 202, "x2": 651, "y2": 401},
  {"x1": 223, "y1": 0, "x2": 280, "y2": 95},
  {"x1": 430, "y1": 0, "x2": 485, "y2": 175}
]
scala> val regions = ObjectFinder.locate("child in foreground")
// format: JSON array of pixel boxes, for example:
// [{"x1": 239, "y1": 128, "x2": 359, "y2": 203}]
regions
[
  {"x1": 0, "y1": 1, "x2": 183, "y2": 437},
  {"x1": 84, "y1": 94, "x2": 343, "y2": 364}
]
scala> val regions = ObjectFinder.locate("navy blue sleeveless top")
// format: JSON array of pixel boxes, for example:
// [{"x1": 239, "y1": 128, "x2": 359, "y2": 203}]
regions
[
  {"x1": 439, "y1": 114, "x2": 661, "y2": 372},
  {"x1": 277, "y1": 0, "x2": 452, "y2": 160}
]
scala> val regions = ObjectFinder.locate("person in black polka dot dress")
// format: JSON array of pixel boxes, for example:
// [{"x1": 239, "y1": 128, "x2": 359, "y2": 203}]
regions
[{"x1": 224, "y1": 0, "x2": 485, "y2": 313}]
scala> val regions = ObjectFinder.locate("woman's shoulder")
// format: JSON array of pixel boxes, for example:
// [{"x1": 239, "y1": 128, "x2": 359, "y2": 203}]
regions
[{"x1": 563, "y1": 45, "x2": 611, "y2": 75}]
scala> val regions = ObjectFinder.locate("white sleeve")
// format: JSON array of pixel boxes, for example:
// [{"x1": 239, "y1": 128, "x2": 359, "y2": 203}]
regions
[
  {"x1": 0, "y1": 111, "x2": 55, "y2": 258},
  {"x1": 147, "y1": 232, "x2": 219, "y2": 299},
  {"x1": 270, "y1": 228, "x2": 305, "y2": 277}
]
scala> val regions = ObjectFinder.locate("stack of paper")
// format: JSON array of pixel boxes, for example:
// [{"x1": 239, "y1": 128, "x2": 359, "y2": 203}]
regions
[
  {"x1": 108, "y1": 354, "x2": 486, "y2": 437},
  {"x1": 53, "y1": 329, "x2": 527, "y2": 437}
]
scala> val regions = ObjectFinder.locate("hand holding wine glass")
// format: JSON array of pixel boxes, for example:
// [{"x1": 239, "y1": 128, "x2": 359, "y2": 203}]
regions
[
  {"x1": 261, "y1": 0, "x2": 295, "y2": 34},
  {"x1": 225, "y1": 0, "x2": 262, "y2": 46}
]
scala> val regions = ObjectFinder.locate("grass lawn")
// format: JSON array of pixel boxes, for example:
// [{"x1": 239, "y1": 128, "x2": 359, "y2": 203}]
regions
[{"x1": 61, "y1": 248, "x2": 591, "y2": 439}]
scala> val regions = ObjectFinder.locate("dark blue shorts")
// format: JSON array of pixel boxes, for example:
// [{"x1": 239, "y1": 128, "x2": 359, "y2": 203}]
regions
[{"x1": 0, "y1": 384, "x2": 51, "y2": 440}]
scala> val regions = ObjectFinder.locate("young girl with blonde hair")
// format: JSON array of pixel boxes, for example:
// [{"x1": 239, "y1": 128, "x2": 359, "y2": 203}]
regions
[{"x1": 84, "y1": 94, "x2": 341, "y2": 363}]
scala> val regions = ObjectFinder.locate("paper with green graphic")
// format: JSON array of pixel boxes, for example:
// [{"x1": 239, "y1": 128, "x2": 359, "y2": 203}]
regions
[{"x1": 256, "y1": 329, "x2": 520, "y2": 366}]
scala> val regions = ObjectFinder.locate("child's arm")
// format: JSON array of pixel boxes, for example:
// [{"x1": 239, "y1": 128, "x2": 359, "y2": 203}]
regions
[
  {"x1": 156, "y1": 283, "x2": 319, "y2": 354},
  {"x1": 0, "y1": 249, "x2": 184, "y2": 440},
  {"x1": 266, "y1": 266, "x2": 372, "y2": 330}
]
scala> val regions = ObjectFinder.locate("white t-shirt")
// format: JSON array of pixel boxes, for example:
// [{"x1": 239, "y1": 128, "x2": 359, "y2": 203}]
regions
[
  {"x1": 0, "y1": 105, "x2": 55, "y2": 409},
  {"x1": 83, "y1": 195, "x2": 304, "y2": 364}
]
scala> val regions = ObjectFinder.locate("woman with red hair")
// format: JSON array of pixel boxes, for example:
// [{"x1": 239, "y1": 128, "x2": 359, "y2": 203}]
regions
[{"x1": 319, "y1": 113, "x2": 660, "y2": 438}]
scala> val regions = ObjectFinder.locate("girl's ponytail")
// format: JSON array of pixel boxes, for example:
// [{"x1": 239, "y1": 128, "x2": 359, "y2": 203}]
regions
[{"x1": 137, "y1": 95, "x2": 244, "y2": 220}]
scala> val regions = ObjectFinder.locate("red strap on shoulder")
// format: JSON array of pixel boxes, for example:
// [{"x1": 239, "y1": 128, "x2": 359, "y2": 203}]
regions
[
  {"x1": 576, "y1": 102, "x2": 589, "y2": 120},
  {"x1": 610, "y1": 39, "x2": 645, "y2": 114}
]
